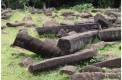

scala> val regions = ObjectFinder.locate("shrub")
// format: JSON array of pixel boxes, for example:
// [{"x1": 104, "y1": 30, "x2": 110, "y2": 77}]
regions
[{"x1": 70, "y1": 3, "x2": 94, "y2": 12}]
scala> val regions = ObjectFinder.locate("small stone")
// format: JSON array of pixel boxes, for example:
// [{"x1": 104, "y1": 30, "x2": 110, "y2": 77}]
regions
[
  {"x1": 19, "y1": 57, "x2": 34, "y2": 68},
  {"x1": 57, "y1": 29, "x2": 68, "y2": 37},
  {"x1": 60, "y1": 65, "x2": 77, "y2": 75}
]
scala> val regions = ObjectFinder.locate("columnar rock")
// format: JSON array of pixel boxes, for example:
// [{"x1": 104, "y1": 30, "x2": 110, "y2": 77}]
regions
[
  {"x1": 36, "y1": 23, "x2": 99, "y2": 35},
  {"x1": 28, "y1": 49, "x2": 96, "y2": 73},
  {"x1": 92, "y1": 58, "x2": 121, "y2": 68},
  {"x1": 98, "y1": 27, "x2": 121, "y2": 41},
  {"x1": 81, "y1": 65, "x2": 105, "y2": 72},
  {"x1": 11, "y1": 30, "x2": 63, "y2": 58},
  {"x1": 6, "y1": 22, "x2": 25, "y2": 27},
  {"x1": 70, "y1": 72, "x2": 121, "y2": 80},
  {"x1": 57, "y1": 30, "x2": 98, "y2": 53}
]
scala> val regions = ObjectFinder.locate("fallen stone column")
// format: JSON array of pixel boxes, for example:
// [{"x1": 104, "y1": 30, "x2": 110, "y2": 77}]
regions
[
  {"x1": 57, "y1": 30, "x2": 98, "y2": 53},
  {"x1": 98, "y1": 27, "x2": 121, "y2": 41},
  {"x1": 80, "y1": 65, "x2": 121, "y2": 73},
  {"x1": 28, "y1": 49, "x2": 96, "y2": 73},
  {"x1": 81, "y1": 65, "x2": 105, "y2": 72},
  {"x1": 11, "y1": 30, "x2": 63, "y2": 58},
  {"x1": 92, "y1": 58, "x2": 121, "y2": 68},
  {"x1": 36, "y1": 23, "x2": 99, "y2": 35},
  {"x1": 70, "y1": 72, "x2": 121, "y2": 80},
  {"x1": 6, "y1": 22, "x2": 25, "y2": 27}
]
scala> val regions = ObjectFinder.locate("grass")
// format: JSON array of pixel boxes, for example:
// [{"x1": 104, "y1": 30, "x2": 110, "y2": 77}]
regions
[{"x1": 2, "y1": 10, "x2": 121, "y2": 80}]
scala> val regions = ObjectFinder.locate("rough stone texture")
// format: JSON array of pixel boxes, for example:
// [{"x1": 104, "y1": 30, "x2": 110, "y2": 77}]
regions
[
  {"x1": 81, "y1": 66, "x2": 121, "y2": 73},
  {"x1": 19, "y1": 57, "x2": 34, "y2": 68},
  {"x1": 92, "y1": 58, "x2": 121, "y2": 68},
  {"x1": 57, "y1": 30, "x2": 98, "y2": 53},
  {"x1": 60, "y1": 65, "x2": 77, "y2": 75},
  {"x1": 98, "y1": 27, "x2": 121, "y2": 41},
  {"x1": 2, "y1": 8, "x2": 12, "y2": 19},
  {"x1": 70, "y1": 72, "x2": 121, "y2": 80},
  {"x1": 28, "y1": 49, "x2": 96, "y2": 73},
  {"x1": 43, "y1": 39, "x2": 58, "y2": 46},
  {"x1": 94, "y1": 13, "x2": 113, "y2": 28},
  {"x1": 12, "y1": 30, "x2": 63, "y2": 58},
  {"x1": 57, "y1": 30, "x2": 78, "y2": 38},
  {"x1": 81, "y1": 65, "x2": 105, "y2": 72},
  {"x1": 80, "y1": 12, "x2": 92, "y2": 18},
  {"x1": 36, "y1": 23, "x2": 99, "y2": 35},
  {"x1": 57, "y1": 29, "x2": 68, "y2": 37}
]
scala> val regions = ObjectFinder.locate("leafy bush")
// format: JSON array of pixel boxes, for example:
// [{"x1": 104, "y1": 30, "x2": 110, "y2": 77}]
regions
[
  {"x1": 98, "y1": 0, "x2": 115, "y2": 8},
  {"x1": 71, "y1": 3, "x2": 94, "y2": 12}
]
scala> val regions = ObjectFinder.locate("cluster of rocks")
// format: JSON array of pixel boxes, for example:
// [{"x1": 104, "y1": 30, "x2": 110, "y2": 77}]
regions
[
  {"x1": 1, "y1": 8, "x2": 12, "y2": 19},
  {"x1": 8, "y1": 8, "x2": 121, "y2": 80}
]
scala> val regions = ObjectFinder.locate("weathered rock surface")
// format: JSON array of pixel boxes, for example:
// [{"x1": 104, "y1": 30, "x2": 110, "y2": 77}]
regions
[
  {"x1": 57, "y1": 29, "x2": 68, "y2": 37},
  {"x1": 70, "y1": 72, "x2": 121, "y2": 80},
  {"x1": 80, "y1": 12, "x2": 92, "y2": 18},
  {"x1": 92, "y1": 58, "x2": 121, "y2": 68},
  {"x1": 81, "y1": 65, "x2": 105, "y2": 72},
  {"x1": 12, "y1": 30, "x2": 63, "y2": 58},
  {"x1": 36, "y1": 23, "x2": 99, "y2": 35},
  {"x1": 94, "y1": 14, "x2": 113, "y2": 28},
  {"x1": 28, "y1": 49, "x2": 96, "y2": 73},
  {"x1": 98, "y1": 27, "x2": 121, "y2": 41},
  {"x1": 60, "y1": 65, "x2": 77, "y2": 75},
  {"x1": 57, "y1": 30, "x2": 98, "y2": 53},
  {"x1": 2, "y1": 8, "x2": 12, "y2": 19}
]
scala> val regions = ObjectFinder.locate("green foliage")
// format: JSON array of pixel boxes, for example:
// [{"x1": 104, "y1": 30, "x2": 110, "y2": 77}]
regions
[
  {"x1": 70, "y1": 3, "x2": 94, "y2": 12},
  {"x1": 98, "y1": 0, "x2": 115, "y2": 8},
  {"x1": 18, "y1": 0, "x2": 29, "y2": 9}
]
